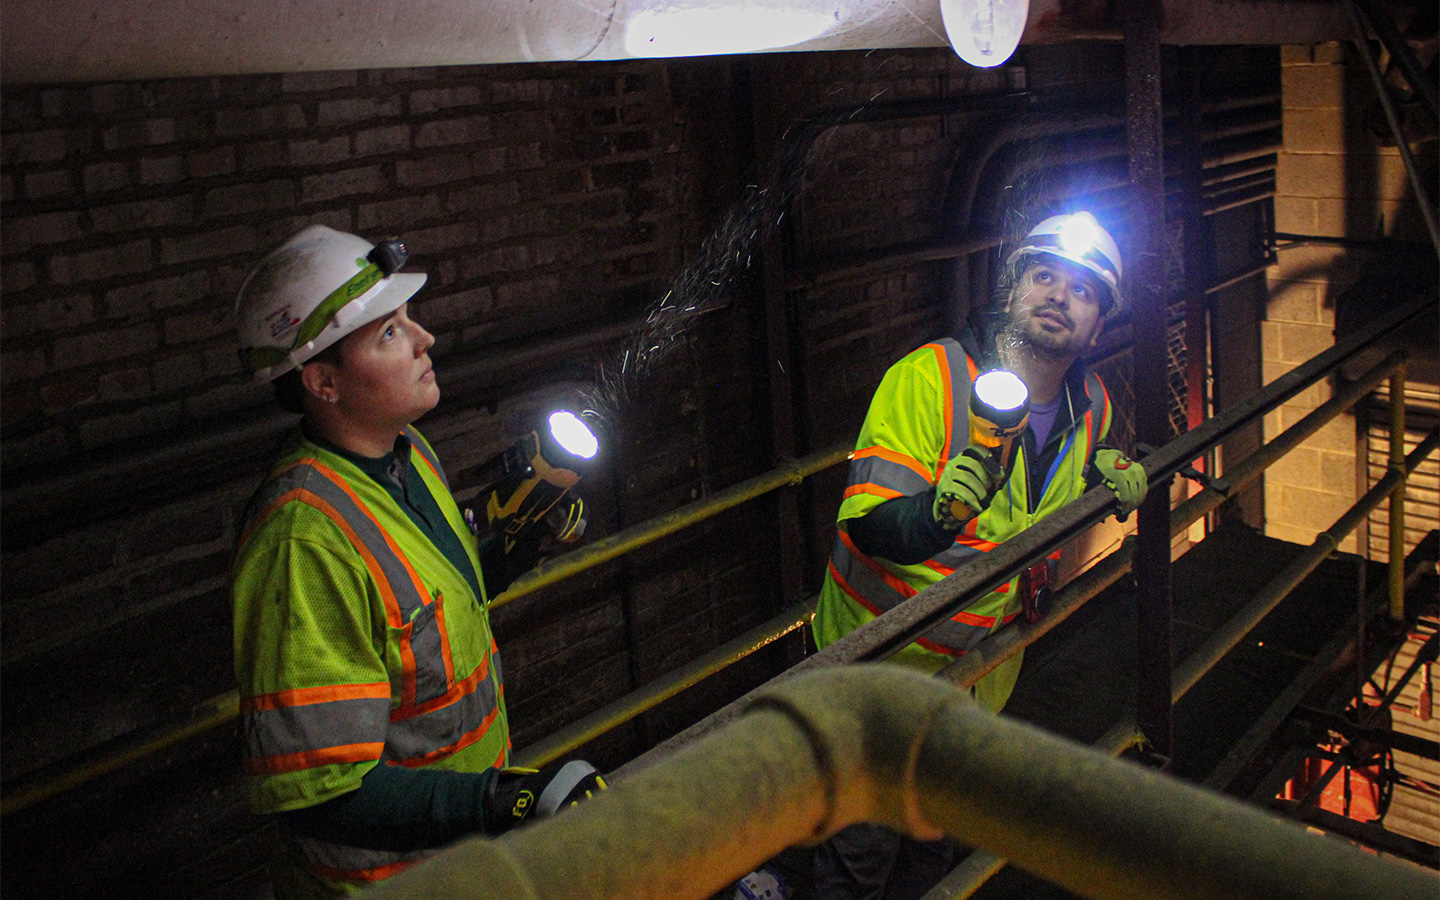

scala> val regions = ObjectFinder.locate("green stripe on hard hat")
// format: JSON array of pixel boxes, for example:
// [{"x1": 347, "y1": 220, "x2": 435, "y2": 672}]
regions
[
  {"x1": 238, "y1": 262, "x2": 385, "y2": 374},
  {"x1": 1006, "y1": 211, "x2": 1124, "y2": 314},
  {"x1": 292, "y1": 262, "x2": 384, "y2": 351}
]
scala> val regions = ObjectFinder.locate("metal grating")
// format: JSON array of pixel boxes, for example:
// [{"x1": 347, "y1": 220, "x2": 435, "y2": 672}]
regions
[
  {"x1": 1364, "y1": 382, "x2": 1440, "y2": 563},
  {"x1": 1088, "y1": 306, "x2": 1190, "y2": 457},
  {"x1": 1090, "y1": 348, "x2": 1137, "y2": 453},
  {"x1": 1167, "y1": 315, "x2": 1190, "y2": 438},
  {"x1": 1369, "y1": 616, "x2": 1440, "y2": 849}
]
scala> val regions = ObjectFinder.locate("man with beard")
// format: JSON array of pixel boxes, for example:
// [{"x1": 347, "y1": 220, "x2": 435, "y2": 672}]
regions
[{"x1": 810, "y1": 211, "x2": 1147, "y2": 900}]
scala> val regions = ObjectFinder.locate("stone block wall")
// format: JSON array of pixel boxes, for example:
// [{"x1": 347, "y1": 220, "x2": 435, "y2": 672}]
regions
[{"x1": 1263, "y1": 42, "x2": 1425, "y2": 552}]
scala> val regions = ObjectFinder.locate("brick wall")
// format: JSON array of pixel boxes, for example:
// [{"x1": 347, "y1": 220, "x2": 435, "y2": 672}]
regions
[
  {"x1": 0, "y1": 60, "x2": 724, "y2": 899},
  {"x1": 1264, "y1": 42, "x2": 1430, "y2": 552}
]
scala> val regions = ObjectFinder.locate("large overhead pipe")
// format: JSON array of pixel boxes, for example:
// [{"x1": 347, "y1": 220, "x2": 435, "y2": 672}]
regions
[
  {"x1": 4, "y1": 0, "x2": 1358, "y2": 84},
  {"x1": 362, "y1": 666, "x2": 1436, "y2": 900}
]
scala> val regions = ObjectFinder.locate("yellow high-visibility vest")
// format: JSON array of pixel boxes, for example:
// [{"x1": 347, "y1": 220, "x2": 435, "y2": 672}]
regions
[
  {"x1": 232, "y1": 425, "x2": 508, "y2": 894},
  {"x1": 813, "y1": 338, "x2": 1110, "y2": 711}
]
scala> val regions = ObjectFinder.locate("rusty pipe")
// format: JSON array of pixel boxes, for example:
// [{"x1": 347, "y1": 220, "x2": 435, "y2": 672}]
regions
[{"x1": 361, "y1": 665, "x2": 1436, "y2": 900}]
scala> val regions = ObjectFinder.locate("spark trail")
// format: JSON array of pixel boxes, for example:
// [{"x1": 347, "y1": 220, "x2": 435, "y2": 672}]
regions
[{"x1": 577, "y1": 112, "x2": 851, "y2": 431}]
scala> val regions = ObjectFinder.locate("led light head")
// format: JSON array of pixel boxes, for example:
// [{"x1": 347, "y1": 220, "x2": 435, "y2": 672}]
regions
[
  {"x1": 973, "y1": 370, "x2": 1027, "y2": 413},
  {"x1": 941, "y1": 0, "x2": 1029, "y2": 69},
  {"x1": 969, "y1": 369, "x2": 1030, "y2": 447},
  {"x1": 1058, "y1": 212, "x2": 1101, "y2": 257},
  {"x1": 548, "y1": 411, "x2": 598, "y2": 461}
]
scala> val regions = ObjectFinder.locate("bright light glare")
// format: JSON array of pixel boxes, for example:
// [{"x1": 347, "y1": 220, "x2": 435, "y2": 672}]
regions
[
  {"x1": 974, "y1": 370, "x2": 1028, "y2": 412},
  {"x1": 1058, "y1": 212, "x2": 1101, "y2": 256},
  {"x1": 940, "y1": 0, "x2": 1029, "y2": 69},
  {"x1": 549, "y1": 411, "x2": 598, "y2": 459},
  {"x1": 623, "y1": 6, "x2": 833, "y2": 58}
]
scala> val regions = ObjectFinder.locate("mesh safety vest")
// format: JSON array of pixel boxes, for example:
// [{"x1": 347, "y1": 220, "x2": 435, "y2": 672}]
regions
[
  {"x1": 813, "y1": 338, "x2": 1110, "y2": 707},
  {"x1": 232, "y1": 425, "x2": 509, "y2": 894}
]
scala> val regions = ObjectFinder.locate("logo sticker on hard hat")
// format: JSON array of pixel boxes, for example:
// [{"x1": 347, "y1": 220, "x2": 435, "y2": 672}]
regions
[{"x1": 266, "y1": 305, "x2": 301, "y2": 340}]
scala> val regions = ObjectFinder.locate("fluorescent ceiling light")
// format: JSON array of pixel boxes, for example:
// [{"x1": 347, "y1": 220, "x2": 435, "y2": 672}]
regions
[{"x1": 940, "y1": 0, "x2": 1028, "y2": 69}]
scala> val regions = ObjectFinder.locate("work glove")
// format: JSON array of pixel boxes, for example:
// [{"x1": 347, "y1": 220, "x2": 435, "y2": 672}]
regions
[
  {"x1": 1094, "y1": 449, "x2": 1147, "y2": 520},
  {"x1": 484, "y1": 760, "x2": 606, "y2": 833},
  {"x1": 544, "y1": 493, "x2": 587, "y2": 543},
  {"x1": 933, "y1": 447, "x2": 1002, "y2": 531}
]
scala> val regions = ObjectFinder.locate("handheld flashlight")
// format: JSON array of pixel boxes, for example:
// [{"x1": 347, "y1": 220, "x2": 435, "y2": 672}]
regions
[
  {"x1": 481, "y1": 411, "x2": 598, "y2": 552},
  {"x1": 947, "y1": 369, "x2": 1030, "y2": 523}
]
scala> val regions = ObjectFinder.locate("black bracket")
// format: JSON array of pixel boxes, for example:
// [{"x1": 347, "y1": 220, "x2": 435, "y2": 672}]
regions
[{"x1": 1135, "y1": 442, "x2": 1230, "y2": 495}]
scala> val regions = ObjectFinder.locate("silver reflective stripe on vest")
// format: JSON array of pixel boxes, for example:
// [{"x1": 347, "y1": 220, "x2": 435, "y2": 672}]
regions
[
  {"x1": 829, "y1": 532, "x2": 996, "y2": 653},
  {"x1": 294, "y1": 834, "x2": 433, "y2": 883},
  {"x1": 847, "y1": 453, "x2": 932, "y2": 497},
  {"x1": 244, "y1": 694, "x2": 390, "y2": 763},
  {"x1": 384, "y1": 654, "x2": 503, "y2": 761},
  {"x1": 930, "y1": 539, "x2": 988, "y2": 572},
  {"x1": 404, "y1": 425, "x2": 449, "y2": 490}
]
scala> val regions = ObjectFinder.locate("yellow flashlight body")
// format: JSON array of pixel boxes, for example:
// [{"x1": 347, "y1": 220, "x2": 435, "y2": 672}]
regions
[{"x1": 945, "y1": 371, "x2": 1030, "y2": 524}]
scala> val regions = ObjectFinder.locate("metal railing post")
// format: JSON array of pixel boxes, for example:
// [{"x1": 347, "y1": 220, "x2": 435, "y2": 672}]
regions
[
  {"x1": 1124, "y1": 0, "x2": 1175, "y2": 764},
  {"x1": 1388, "y1": 365, "x2": 1407, "y2": 621}
]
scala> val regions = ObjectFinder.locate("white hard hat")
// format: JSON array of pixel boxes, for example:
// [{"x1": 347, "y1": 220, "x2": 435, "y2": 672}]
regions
[
  {"x1": 235, "y1": 224, "x2": 427, "y2": 382},
  {"x1": 1005, "y1": 211, "x2": 1124, "y2": 313}
]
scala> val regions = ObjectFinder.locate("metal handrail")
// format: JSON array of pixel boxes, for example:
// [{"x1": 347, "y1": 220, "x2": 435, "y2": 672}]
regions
[
  {"x1": 1174, "y1": 428, "x2": 1437, "y2": 700},
  {"x1": 938, "y1": 347, "x2": 1410, "y2": 693},
  {"x1": 362, "y1": 667, "x2": 1437, "y2": 900},
  {"x1": 616, "y1": 294, "x2": 1435, "y2": 777},
  {"x1": 0, "y1": 443, "x2": 852, "y2": 817},
  {"x1": 512, "y1": 598, "x2": 815, "y2": 769},
  {"x1": 496, "y1": 348, "x2": 1426, "y2": 773}
]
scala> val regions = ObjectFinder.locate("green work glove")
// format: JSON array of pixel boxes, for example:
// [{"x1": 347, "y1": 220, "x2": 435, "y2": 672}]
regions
[
  {"x1": 1094, "y1": 449, "x2": 1147, "y2": 520},
  {"x1": 933, "y1": 447, "x2": 1002, "y2": 531}
]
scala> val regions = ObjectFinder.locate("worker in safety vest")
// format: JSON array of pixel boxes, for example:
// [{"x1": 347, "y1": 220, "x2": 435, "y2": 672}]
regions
[
  {"x1": 231, "y1": 225, "x2": 602, "y2": 899},
  {"x1": 811, "y1": 211, "x2": 1147, "y2": 900}
]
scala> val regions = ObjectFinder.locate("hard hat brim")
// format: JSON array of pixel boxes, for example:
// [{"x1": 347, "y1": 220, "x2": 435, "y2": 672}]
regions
[
  {"x1": 347, "y1": 271, "x2": 428, "y2": 334},
  {"x1": 1006, "y1": 248, "x2": 1123, "y2": 314}
]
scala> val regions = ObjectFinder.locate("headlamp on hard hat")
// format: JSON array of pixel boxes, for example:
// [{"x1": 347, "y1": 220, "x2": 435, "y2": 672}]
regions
[
  {"x1": 368, "y1": 238, "x2": 409, "y2": 277},
  {"x1": 1005, "y1": 211, "x2": 1124, "y2": 315},
  {"x1": 1057, "y1": 214, "x2": 1101, "y2": 258}
]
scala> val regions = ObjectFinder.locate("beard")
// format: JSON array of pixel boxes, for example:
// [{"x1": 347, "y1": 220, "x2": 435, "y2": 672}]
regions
[{"x1": 999, "y1": 303, "x2": 1075, "y2": 364}]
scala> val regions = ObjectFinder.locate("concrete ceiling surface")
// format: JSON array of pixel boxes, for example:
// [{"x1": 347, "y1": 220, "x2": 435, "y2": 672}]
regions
[{"x1": 3, "y1": 0, "x2": 1355, "y2": 84}]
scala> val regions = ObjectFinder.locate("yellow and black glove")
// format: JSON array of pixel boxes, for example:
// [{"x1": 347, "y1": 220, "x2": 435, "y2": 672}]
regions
[
  {"x1": 1094, "y1": 449, "x2": 1147, "y2": 520},
  {"x1": 933, "y1": 447, "x2": 1002, "y2": 531},
  {"x1": 485, "y1": 760, "x2": 606, "y2": 832}
]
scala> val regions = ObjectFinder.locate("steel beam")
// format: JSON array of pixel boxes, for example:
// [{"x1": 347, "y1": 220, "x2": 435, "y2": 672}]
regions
[{"x1": 1124, "y1": 0, "x2": 1176, "y2": 763}]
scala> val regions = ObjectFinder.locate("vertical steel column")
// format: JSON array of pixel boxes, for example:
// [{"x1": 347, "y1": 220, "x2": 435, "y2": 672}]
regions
[
  {"x1": 1387, "y1": 366, "x2": 1406, "y2": 621},
  {"x1": 1179, "y1": 48, "x2": 1215, "y2": 542},
  {"x1": 748, "y1": 59, "x2": 810, "y2": 647},
  {"x1": 1345, "y1": 2, "x2": 1440, "y2": 258},
  {"x1": 1124, "y1": 0, "x2": 1175, "y2": 762}
]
